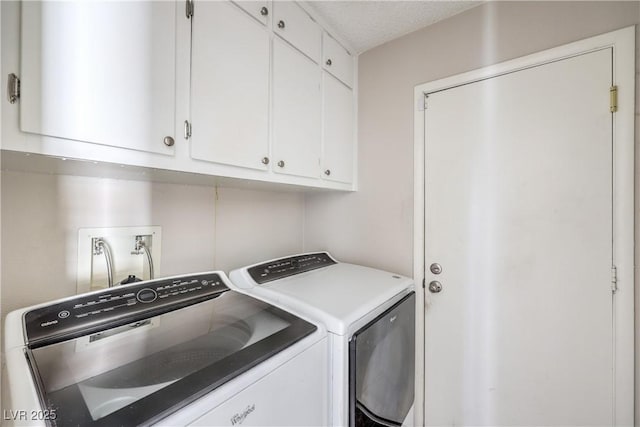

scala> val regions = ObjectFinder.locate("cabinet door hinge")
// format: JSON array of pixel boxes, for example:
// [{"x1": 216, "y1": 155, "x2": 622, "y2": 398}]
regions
[
  {"x1": 7, "y1": 73, "x2": 20, "y2": 104},
  {"x1": 611, "y1": 265, "x2": 618, "y2": 293},
  {"x1": 610, "y1": 85, "x2": 618, "y2": 113},
  {"x1": 184, "y1": 120, "x2": 192, "y2": 139},
  {"x1": 186, "y1": 0, "x2": 194, "y2": 19}
]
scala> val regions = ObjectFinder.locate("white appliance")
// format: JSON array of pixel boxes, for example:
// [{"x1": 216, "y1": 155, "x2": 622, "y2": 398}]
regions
[
  {"x1": 229, "y1": 252, "x2": 415, "y2": 427},
  {"x1": 4, "y1": 271, "x2": 328, "y2": 426}
]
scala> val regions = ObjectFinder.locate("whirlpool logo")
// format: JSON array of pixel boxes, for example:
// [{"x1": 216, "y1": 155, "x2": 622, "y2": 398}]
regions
[{"x1": 230, "y1": 404, "x2": 255, "y2": 425}]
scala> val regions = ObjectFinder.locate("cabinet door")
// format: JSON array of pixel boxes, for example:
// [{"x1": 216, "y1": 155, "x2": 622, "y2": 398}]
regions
[
  {"x1": 232, "y1": 0, "x2": 270, "y2": 26},
  {"x1": 272, "y1": 39, "x2": 321, "y2": 179},
  {"x1": 272, "y1": 2, "x2": 321, "y2": 63},
  {"x1": 322, "y1": 33, "x2": 354, "y2": 88},
  {"x1": 191, "y1": 1, "x2": 270, "y2": 170},
  {"x1": 20, "y1": 1, "x2": 177, "y2": 155},
  {"x1": 322, "y1": 73, "x2": 354, "y2": 184}
]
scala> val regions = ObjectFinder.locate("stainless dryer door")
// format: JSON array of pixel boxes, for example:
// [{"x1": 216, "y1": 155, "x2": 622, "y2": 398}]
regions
[{"x1": 349, "y1": 292, "x2": 415, "y2": 426}]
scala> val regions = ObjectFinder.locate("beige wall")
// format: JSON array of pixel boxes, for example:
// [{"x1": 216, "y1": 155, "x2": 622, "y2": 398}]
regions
[
  {"x1": 303, "y1": 0, "x2": 640, "y2": 423},
  {"x1": 1, "y1": 171, "x2": 305, "y2": 316},
  {"x1": 0, "y1": 171, "x2": 305, "y2": 412}
]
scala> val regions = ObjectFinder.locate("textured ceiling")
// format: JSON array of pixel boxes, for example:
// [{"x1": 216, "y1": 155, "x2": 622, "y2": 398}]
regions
[{"x1": 306, "y1": 1, "x2": 481, "y2": 54}]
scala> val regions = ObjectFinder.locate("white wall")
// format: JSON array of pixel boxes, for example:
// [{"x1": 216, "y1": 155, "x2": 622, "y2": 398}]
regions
[{"x1": 214, "y1": 186, "x2": 304, "y2": 272}]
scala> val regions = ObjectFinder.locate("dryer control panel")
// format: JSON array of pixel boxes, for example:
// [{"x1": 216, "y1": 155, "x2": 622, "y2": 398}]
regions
[
  {"x1": 24, "y1": 273, "x2": 227, "y2": 348},
  {"x1": 248, "y1": 252, "x2": 336, "y2": 284}
]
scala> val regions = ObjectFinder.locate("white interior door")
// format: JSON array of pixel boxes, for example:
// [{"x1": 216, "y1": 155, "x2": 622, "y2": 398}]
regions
[{"x1": 424, "y1": 48, "x2": 614, "y2": 426}]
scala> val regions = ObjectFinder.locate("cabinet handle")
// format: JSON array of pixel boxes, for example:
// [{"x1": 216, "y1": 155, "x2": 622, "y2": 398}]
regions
[
  {"x1": 324, "y1": 169, "x2": 331, "y2": 176},
  {"x1": 326, "y1": 59, "x2": 332, "y2": 66},
  {"x1": 277, "y1": 160, "x2": 285, "y2": 168},
  {"x1": 163, "y1": 136, "x2": 175, "y2": 147},
  {"x1": 260, "y1": 6, "x2": 268, "y2": 16},
  {"x1": 277, "y1": 20, "x2": 285, "y2": 29},
  {"x1": 261, "y1": 157, "x2": 270, "y2": 165}
]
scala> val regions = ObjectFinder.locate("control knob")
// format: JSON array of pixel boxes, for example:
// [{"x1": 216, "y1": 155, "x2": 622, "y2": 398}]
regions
[{"x1": 136, "y1": 288, "x2": 158, "y2": 303}]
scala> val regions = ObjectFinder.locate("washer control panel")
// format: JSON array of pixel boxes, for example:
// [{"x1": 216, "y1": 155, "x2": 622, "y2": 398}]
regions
[
  {"x1": 24, "y1": 273, "x2": 227, "y2": 347},
  {"x1": 248, "y1": 252, "x2": 336, "y2": 284}
]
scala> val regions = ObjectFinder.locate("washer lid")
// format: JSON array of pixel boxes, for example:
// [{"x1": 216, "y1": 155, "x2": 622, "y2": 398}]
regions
[
  {"x1": 231, "y1": 258, "x2": 413, "y2": 336},
  {"x1": 22, "y1": 273, "x2": 318, "y2": 426}
]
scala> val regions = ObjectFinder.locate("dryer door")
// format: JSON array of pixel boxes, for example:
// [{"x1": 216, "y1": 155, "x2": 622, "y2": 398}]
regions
[{"x1": 349, "y1": 292, "x2": 415, "y2": 427}]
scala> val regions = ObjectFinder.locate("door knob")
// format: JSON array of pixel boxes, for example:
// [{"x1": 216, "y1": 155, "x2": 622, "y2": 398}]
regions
[
  {"x1": 428, "y1": 281, "x2": 442, "y2": 293},
  {"x1": 430, "y1": 263, "x2": 442, "y2": 274}
]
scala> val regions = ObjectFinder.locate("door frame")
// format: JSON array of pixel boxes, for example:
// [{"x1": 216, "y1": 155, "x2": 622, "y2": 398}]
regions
[{"x1": 413, "y1": 26, "x2": 635, "y2": 426}]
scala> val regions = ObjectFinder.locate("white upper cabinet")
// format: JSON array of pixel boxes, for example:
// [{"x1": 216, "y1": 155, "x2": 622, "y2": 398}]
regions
[
  {"x1": 272, "y1": 38, "x2": 322, "y2": 179},
  {"x1": 322, "y1": 73, "x2": 354, "y2": 184},
  {"x1": 322, "y1": 33, "x2": 354, "y2": 88},
  {"x1": 191, "y1": 1, "x2": 270, "y2": 170},
  {"x1": 9, "y1": 0, "x2": 356, "y2": 191},
  {"x1": 272, "y1": 2, "x2": 321, "y2": 63},
  {"x1": 20, "y1": 1, "x2": 177, "y2": 155}
]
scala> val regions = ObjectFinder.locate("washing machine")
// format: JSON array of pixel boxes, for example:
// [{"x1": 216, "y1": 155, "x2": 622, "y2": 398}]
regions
[
  {"x1": 4, "y1": 271, "x2": 328, "y2": 426},
  {"x1": 229, "y1": 252, "x2": 415, "y2": 427}
]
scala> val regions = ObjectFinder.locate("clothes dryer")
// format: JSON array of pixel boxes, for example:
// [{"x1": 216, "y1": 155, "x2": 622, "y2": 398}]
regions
[{"x1": 229, "y1": 252, "x2": 415, "y2": 427}]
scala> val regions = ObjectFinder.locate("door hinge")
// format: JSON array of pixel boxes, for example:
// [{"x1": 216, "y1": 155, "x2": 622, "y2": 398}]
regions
[
  {"x1": 611, "y1": 265, "x2": 618, "y2": 293},
  {"x1": 610, "y1": 85, "x2": 618, "y2": 113},
  {"x1": 7, "y1": 73, "x2": 20, "y2": 104},
  {"x1": 422, "y1": 277, "x2": 426, "y2": 289},
  {"x1": 417, "y1": 95, "x2": 427, "y2": 111},
  {"x1": 184, "y1": 120, "x2": 192, "y2": 139},
  {"x1": 186, "y1": 0, "x2": 194, "y2": 19}
]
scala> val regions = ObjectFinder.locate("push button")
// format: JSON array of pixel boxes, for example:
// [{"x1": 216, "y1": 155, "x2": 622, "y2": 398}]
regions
[{"x1": 136, "y1": 288, "x2": 157, "y2": 303}]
